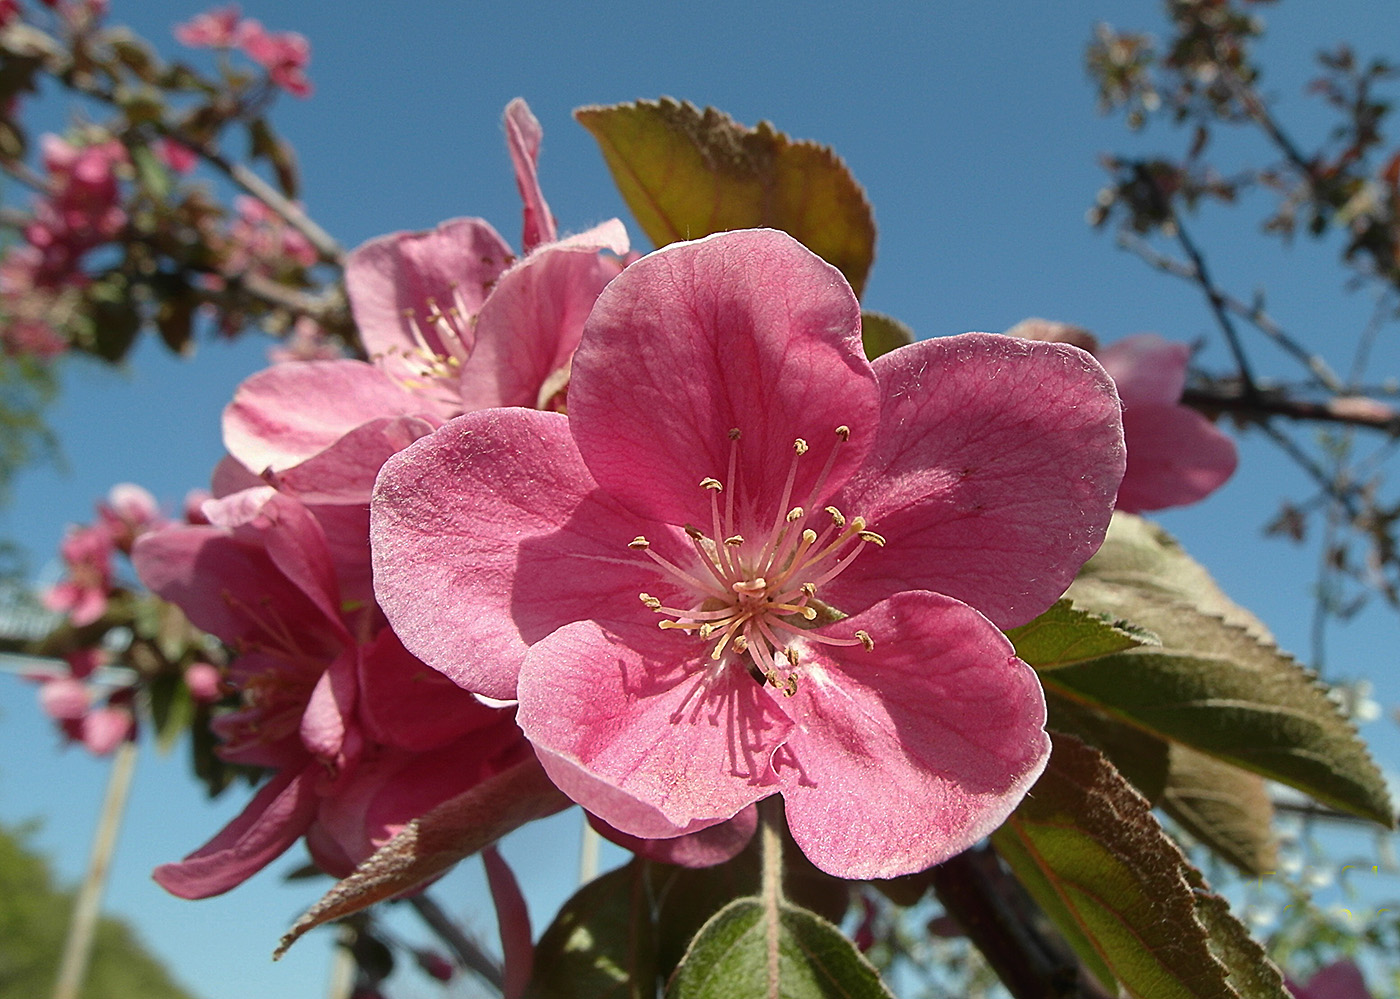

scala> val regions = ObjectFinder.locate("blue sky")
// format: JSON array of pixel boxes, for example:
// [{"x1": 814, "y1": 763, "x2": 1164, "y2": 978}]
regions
[{"x1": 1, "y1": 1, "x2": 1398, "y2": 997}]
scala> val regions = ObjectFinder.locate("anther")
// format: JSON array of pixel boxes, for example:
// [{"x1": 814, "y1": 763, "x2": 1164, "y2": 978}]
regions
[
  {"x1": 825, "y1": 506, "x2": 846, "y2": 528},
  {"x1": 802, "y1": 529, "x2": 818, "y2": 545},
  {"x1": 857, "y1": 530, "x2": 887, "y2": 547},
  {"x1": 684, "y1": 525, "x2": 705, "y2": 541},
  {"x1": 732, "y1": 634, "x2": 749, "y2": 654},
  {"x1": 698, "y1": 623, "x2": 715, "y2": 639},
  {"x1": 785, "y1": 647, "x2": 801, "y2": 667},
  {"x1": 728, "y1": 428, "x2": 742, "y2": 440},
  {"x1": 724, "y1": 535, "x2": 745, "y2": 546},
  {"x1": 856, "y1": 630, "x2": 874, "y2": 651},
  {"x1": 628, "y1": 536, "x2": 651, "y2": 550},
  {"x1": 700, "y1": 477, "x2": 723, "y2": 491},
  {"x1": 786, "y1": 507, "x2": 804, "y2": 522},
  {"x1": 639, "y1": 593, "x2": 662, "y2": 610},
  {"x1": 800, "y1": 582, "x2": 816, "y2": 598},
  {"x1": 793, "y1": 438, "x2": 809, "y2": 455},
  {"x1": 835, "y1": 425, "x2": 851, "y2": 441}
]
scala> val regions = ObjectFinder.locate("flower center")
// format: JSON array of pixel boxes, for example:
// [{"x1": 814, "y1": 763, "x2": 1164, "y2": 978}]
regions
[
  {"x1": 629, "y1": 427, "x2": 881, "y2": 696},
  {"x1": 379, "y1": 283, "x2": 478, "y2": 407}
]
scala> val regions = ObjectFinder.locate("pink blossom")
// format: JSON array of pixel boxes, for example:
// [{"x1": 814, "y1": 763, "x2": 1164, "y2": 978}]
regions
[
  {"x1": 184, "y1": 661, "x2": 224, "y2": 703},
  {"x1": 371, "y1": 230, "x2": 1126, "y2": 878},
  {"x1": 268, "y1": 315, "x2": 342, "y2": 364},
  {"x1": 225, "y1": 194, "x2": 318, "y2": 275},
  {"x1": 158, "y1": 137, "x2": 199, "y2": 174},
  {"x1": 1289, "y1": 959, "x2": 1373, "y2": 999},
  {"x1": 1007, "y1": 319, "x2": 1237, "y2": 512},
  {"x1": 22, "y1": 135, "x2": 128, "y2": 286},
  {"x1": 134, "y1": 487, "x2": 558, "y2": 897},
  {"x1": 221, "y1": 100, "x2": 629, "y2": 504},
  {"x1": 43, "y1": 522, "x2": 115, "y2": 626},
  {"x1": 38, "y1": 676, "x2": 91, "y2": 721},
  {"x1": 80, "y1": 704, "x2": 134, "y2": 755},
  {"x1": 2, "y1": 317, "x2": 67, "y2": 358},
  {"x1": 236, "y1": 19, "x2": 312, "y2": 98},
  {"x1": 97, "y1": 482, "x2": 166, "y2": 553},
  {"x1": 173, "y1": 4, "x2": 242, "y2": 48}
]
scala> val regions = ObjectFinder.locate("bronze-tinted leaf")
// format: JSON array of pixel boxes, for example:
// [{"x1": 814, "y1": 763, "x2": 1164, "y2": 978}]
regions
[{"x1": 576, "y1": 99, "x2": 875, "y2": 297}]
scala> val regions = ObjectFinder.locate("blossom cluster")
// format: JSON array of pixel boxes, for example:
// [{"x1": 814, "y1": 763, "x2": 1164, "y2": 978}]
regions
[
  {"x1": 95, "y1": 99, "x2": 1245, "y2": 897},
  {"x1": 35, "y1": 483, "x2": 171, "y2": 754},
  {"x1": 0, "y1": 135, "x2": 127, "y2": 358},
  {"x1": 174, "y1": 4, "x2": 312, "y2": 98},
  {"x1": 131, "y1": 100, "x2": 634, "y2": 897}
]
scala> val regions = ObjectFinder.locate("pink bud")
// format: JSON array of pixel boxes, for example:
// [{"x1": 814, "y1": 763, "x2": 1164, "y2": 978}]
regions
[
  {"x1": 81, "y1": 706, "x2": 134, "y2": 755},
  {"x1": 39, "y1": 677, "x2": 90, "y2": 721},
  {"x1": 185, "y1": 662, "x2": 224, "y2": 703},
  {"x1": 414, "y1": 950, "x2": 455, "y2": 983}
]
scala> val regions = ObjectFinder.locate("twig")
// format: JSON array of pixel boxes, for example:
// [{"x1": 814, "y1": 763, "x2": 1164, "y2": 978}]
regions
[
  {"x1": 7, "y1": 22, "x2": 343, "y2": 265},
  {"x1": 1116, "y1": 231, "x2": 1344, "y2": 391},
  {"x1": 1181, "y1": 383, "x2": 1400, "y2": 434},
  {"x1": 405, "y1": 892, "x2": 504, "y2": 993},
  {"x1": 1257, "y1": 421, "x2": 1362, "y2": 520}
]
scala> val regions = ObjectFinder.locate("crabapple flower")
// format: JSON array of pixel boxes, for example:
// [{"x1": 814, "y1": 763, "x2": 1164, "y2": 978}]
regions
[
  {"x1": 1008, "y1": 318, "x2": 1236, "y2": 511},
  {"x1": 173, "y1": 4, "x2": 242, "y2": 49},
  {"x1": 372, "y1": 229, "x2": 1126, "y2": 878},
  {"x1": 134, "y1": 486, "x2": 550, "y2": 897},
  {"x1": 43, "y1": 522, "x2": 114, "y2": 626},
  {"x1": 222, "y1": 100, "x2": 629, "y2": 504},
  {"x1": 1289, "y1": 959, "x2": 1373, "y2": 999}
]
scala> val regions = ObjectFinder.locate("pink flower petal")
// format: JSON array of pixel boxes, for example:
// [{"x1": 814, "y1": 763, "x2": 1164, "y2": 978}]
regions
[
  {"x1": 372, "y1": 408, "x2": 660, "y2": 700},
  {"x1": 265, "y1": 414, "x2": 437, "y2": 505},
  {"x1": 355, "y1": 628, "x2": 505, "y2": 752},
  {"x1": 80, "y1": 706, "x2": 134, "y2": 755},
  {"x1": 1115, "y1": 403, "x2": 1238, "y2": 512},
  {"x1": 300, "y1": 651, "x2": 357, "y2": 766},
  {"x1": 456, "y1": 243, "x2": 625, "y2": 411},
  {"x1": 518, "y1": 618, "x2": 791, "y2": 835},
  {"x1": 829, "y1": 333, "x2": 1125, "y2": 629},
  {"x1": 154, "y1": 764, "x2": 321, "y2": 898},
  {"x1": 483, "y1": 845, "x2": 532, "y2": 999},
  {"x1": 224, "y1": 360, "x2": 440, "y2": 477},
  {"x1": 775, "y1": 591, "x2": 1050, "y2": 879},
  {"x1": 503, "y1": 98, "x2": 556, "y2": 253},
  {"x1": 39, "y1": 677, "x2": 90, "y2": 720},
  {"x1": 345, "y1": 218, "x2": 513, "y2": 383},
  {"x1": 134, "y1": 491, "x2": 348, "y2": 651},
  {"x1": 568, "y1": 230, "x2": 879, "y2": 527},
  {"x1": 590, "y1": 806, "x2": 757, "y2": 868},
  {"x1": 1097, "y1": 334, "x2": 1188, "y2": 407}
]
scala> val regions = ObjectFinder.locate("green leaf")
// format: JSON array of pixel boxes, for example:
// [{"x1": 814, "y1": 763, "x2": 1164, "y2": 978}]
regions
[
  {"x1": 1006, "y1": 599, "x2": 1153, "y2": 671},
  {"x1": 1161, "y1": 745, "x2": 1277, "y2": 877},
  {"x1": 129, "y1": 142, "x2": 171, "y2": 200},
  {"x1": 248, "y1": 117, "x2": 298, "y2": 199},
  {"x1": 1046, "y1": 694, "x2": 1170, "y2": 803},
  {"x1": 859, "y1": 311, "x2": 913, "y2": 361},
  {"x1": 666, "y1": 897, "x2": 891, "y2": 999},
  {"x1": 992, "y1": 735, "x2": 1234, "y2": 999},
  {"x1": 1047, "y1": 589, "x2": 1393, "y2": 826},
  {"x1": 146, "y1": 672, "x2": 193, "y2": 755},
  {"x1": 576, "y1": 99, "x2": 876, "y2": 297},
  {"x1": 1190, "y1": 889, "x2": 1290, "y2": 999},
  {"x1": 1078, "y1": 512, "x2": 1272, "y2": 640},
  {"x1": 524, "y1": 861, "x2": 657, "y2": 999}
]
